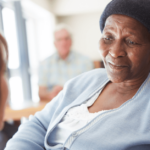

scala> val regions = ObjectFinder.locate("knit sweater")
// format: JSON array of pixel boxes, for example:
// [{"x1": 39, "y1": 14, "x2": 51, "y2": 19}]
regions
[{"x1": 5, "y1": 69, "x2": 150, "y2": 150}]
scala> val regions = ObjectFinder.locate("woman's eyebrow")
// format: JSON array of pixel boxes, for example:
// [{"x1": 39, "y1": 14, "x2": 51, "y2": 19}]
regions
[
  {"x1": 104, "y1": 26, "x2": 114, "y2": 31},
  {"x1": 125, "y1": 31, "x2": 136, "y2": 36}
]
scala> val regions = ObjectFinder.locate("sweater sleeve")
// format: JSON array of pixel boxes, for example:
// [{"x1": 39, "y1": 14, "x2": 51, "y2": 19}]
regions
[
  {"x1": 4, "y1": 69, "x2": 106, "y2": 150},
  {"x1": 4, "y1": 91, "x2": 64, "y2": 150}
]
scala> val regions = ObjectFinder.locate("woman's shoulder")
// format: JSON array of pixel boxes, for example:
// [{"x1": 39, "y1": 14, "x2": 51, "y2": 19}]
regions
[{"x1": 68, "y1": 68, "x2": 107, "y2": 83}]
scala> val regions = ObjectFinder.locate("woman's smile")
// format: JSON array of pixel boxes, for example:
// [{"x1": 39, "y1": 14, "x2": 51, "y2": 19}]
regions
[
  {"x1": 108, "y1": 61, "x2": 128, "y2": 70},
  {"x1": 107, "y1": 62, "x2": 128, "y2": 73}
]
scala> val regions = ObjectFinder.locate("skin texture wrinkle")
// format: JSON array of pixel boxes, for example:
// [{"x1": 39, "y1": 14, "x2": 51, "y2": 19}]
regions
[{"x1": 88, "y1": 14, "x2": 150, "y2": 113}]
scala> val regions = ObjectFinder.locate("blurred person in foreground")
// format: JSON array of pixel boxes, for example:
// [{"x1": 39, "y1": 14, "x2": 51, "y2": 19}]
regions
[
  {"x1": 38, "y1": 24, "x2": 94, "y2": 101},
  {"x1": 0, "y1": 33, "x2": 8, "y2": 150},
  {"x1": 0, "y1": 33, "x2": 17, "y2": 150},
  {"x1": 5, "y1": 0, "x2": 150, "y2": 149}
]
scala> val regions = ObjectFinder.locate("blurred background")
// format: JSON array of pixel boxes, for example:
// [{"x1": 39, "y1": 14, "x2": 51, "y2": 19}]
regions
[{"x1": 0, "y1": 0, "x2": 111, "y2": 106}]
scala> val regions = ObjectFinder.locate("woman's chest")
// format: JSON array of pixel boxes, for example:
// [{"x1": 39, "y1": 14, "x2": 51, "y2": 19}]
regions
[{"x1": 46, "y1": 105, "x2": 150, "y2": 150}]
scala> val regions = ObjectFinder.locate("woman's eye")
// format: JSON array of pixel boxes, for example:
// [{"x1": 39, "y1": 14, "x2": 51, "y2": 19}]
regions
[
  {"x1": 126, "y1": 39, "x2": 137, "y2": 45},
  {"x1": 102, "y1": 36, "x2": 113, "y2": 43},
  {"x1": 104, "y1": 37, "x2": 112, "y2": 41}
]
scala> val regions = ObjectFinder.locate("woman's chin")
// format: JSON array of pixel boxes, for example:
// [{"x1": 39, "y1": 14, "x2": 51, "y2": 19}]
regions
[{"x1": 107, "y1": 71, "x2": 128, "y2": 83}]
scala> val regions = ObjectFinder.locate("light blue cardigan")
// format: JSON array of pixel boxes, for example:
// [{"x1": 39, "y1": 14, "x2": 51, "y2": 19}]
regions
[{"x1": 5, "y1": 69, "x2": 150, "y2": 150}]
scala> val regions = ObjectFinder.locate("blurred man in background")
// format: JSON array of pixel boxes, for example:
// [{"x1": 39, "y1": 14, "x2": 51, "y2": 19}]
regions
[{"x1": 38, "y1": 24, "x2": 94, "y2": 101}]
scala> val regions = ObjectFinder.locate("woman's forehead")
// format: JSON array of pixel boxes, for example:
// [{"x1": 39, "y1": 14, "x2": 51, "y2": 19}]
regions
[
  {"x1": 104, "y1": 14, "x2": 150, "y2": 39},
  {"x1": 105, "y1": 15, "x2": 143, "y2": 30}
]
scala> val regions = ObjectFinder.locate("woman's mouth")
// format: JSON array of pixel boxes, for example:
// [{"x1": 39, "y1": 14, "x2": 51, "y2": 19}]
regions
[{"x1": 108, "y1": 62, "x2": 127, "y2": 70}]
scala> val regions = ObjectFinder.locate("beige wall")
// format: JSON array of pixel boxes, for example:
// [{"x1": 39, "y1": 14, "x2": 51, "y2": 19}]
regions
[
  {"x1": 58, "y1": 12, "x2": 102, "y2": 61},
  {"x1": 30, "y1": 0, "x2": 52, "y2": 12},
  {"x1": 28, "y1": 0, "x2": 104, "y2": 61},
  {"x1": 51, "y1": 0, "x2": 111, "y2": 16}
]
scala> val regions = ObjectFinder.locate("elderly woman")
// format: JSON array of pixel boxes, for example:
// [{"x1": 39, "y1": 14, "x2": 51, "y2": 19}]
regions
[{"x1": 5, "y1": 0, "x2": 150, "y2": 149}]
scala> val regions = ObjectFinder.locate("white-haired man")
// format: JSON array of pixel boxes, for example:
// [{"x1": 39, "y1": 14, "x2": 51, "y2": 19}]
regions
[{"x1": 38, "y1": 24, "x2": 94, "y2": 101}]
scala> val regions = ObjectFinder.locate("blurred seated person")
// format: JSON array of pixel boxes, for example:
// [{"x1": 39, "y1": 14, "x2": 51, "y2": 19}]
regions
[
  {"x1": 94, "y1": 60, "x2": 105, "y2": 68},
  {"x1": 0, "y1": 32, "x2": 9, "y2": 150},
  {"x1": 38, "y1": 24, "x2": 94, "y2": 101},
  {"x1": 0, "y1": 33, "x2": 17, "y2": 150}
]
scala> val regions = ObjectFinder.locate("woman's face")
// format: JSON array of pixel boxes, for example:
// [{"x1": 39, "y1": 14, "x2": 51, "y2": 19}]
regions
[{"x1": 99, "y1": 14, "x2": 150, "y2": 83}]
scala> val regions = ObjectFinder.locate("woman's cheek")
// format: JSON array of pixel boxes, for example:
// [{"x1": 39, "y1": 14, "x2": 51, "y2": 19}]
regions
[{"x1": 99, "y1": 41, "x2": 109, "y2": 59}]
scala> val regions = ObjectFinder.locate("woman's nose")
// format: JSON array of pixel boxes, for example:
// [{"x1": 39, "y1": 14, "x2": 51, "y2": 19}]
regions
[{"x1": 109, "y1": 41, "x2": 126, "y2": 58}]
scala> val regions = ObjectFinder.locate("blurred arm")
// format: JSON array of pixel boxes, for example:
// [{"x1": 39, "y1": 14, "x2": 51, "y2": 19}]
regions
[
  {"x1": 39, "y1": 86, "x2": 63, "y2": 101},
  {"x1": 5, "y1": 90, "x2": 64, "y2": 150}
]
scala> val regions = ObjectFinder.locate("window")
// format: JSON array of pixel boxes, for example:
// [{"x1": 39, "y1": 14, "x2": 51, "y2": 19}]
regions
[
  {"x1": 0, "y1": 1, "x2": 31, "y2": 104},
  {"x1": 22, "y1": 0, "x2": 55, "y2": 102},
  {"x1": 0, "y1": 0, "x2": 55, "y2": 104}
]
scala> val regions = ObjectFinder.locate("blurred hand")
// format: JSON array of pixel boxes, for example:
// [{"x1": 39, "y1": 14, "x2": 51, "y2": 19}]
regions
[
  {"x1": 0, "y1": 76, "x2": 8, "y2": 131},
  {"x1": 50, "y1": 85, "x2": 63, "y2": 99},
  {"x1": 39, "y1": 85, "x2": 63, "y2": 101},
  {"x1": 0, "y1": 119, "x2": 4, "y2": 131}
]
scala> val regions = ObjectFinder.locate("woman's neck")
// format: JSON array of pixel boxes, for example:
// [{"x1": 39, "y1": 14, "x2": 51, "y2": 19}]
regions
[{"x1": 113, "y1": 72, "x2": 149, "y2": 96}]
